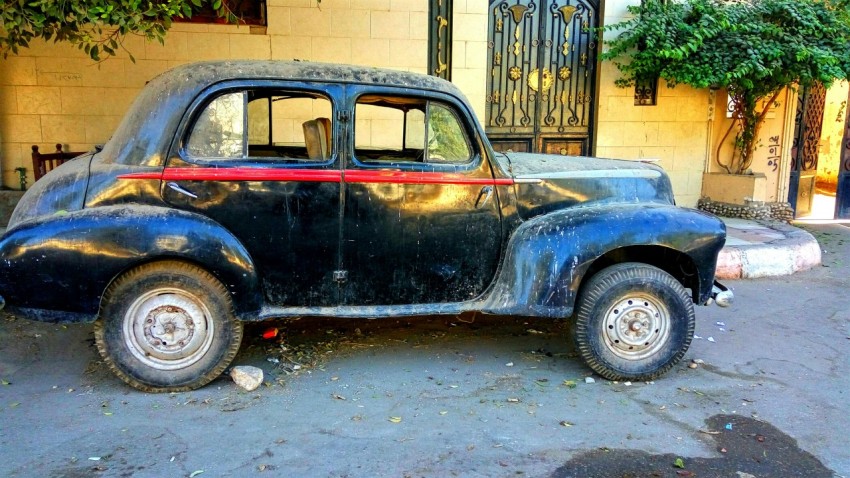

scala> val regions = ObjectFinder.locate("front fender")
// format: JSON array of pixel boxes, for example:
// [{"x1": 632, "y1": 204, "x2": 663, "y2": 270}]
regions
[
  {"x1": 481, "y1": 204, "x2": 725, "y2": 317},
  {"x1": 0, "y1": 205, "x2": 261, "y2": 321}
]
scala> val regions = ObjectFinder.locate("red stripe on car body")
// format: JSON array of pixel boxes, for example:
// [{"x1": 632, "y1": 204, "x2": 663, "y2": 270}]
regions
[
  {"x1": 344, "y1": 170, "x2": 513, "y2": 186},
  {"x1": 120, "y1": 167, "x2": 514, "y2": 185},
  {"x1": 120, "y1": 168, "x2": 342, "y2": 182}
]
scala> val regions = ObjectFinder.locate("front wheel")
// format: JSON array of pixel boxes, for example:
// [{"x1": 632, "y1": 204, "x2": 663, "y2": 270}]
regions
[
  {"x1": 572, "y1": 262, "x2": 695, "y2": 381},
  {"x1": 94, "y1": 261, "x2": 243, "y2": 392}
]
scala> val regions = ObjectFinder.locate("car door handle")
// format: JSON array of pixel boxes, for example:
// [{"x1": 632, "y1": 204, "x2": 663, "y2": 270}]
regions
[
  {"x1": 167, "y1": 182, "x2": 198, "y2": 199},
  {"x1": 475, "y1": 185, "x2": 494, "y2": 209}
]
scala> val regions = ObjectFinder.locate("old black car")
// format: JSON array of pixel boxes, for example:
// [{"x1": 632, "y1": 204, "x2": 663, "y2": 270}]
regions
[{"x1": 0, "y1": 61, "x2": 731, "y2": 392}]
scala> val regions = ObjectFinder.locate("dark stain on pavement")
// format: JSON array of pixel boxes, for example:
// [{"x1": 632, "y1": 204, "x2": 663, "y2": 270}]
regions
[{"x1": 551, "y1": 414, "x2": 834, "y2": 478}]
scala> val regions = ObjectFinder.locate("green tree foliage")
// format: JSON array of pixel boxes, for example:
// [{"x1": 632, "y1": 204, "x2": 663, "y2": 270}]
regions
[
  {"x1": 602, "y1": 0, "x2": 850, "y2": 174},
  {"x1": 1, "y1": 0, "x2": 239, "y2": 62}
]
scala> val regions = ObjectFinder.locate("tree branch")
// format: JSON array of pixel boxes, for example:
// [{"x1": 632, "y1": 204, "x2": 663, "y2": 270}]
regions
[{"x1": 715, "y1": 119, "x2": 736, "y2": 174}]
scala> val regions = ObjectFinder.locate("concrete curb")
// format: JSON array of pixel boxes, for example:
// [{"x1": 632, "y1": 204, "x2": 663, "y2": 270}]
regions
[{"x1": 716, "y1": 222, "x2": 822, "y2": 279}]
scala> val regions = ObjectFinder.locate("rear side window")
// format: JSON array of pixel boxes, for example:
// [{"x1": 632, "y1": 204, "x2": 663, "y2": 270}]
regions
[
  {"x1": 354, "y1": 95, "x2": 472, "y2": 165},
  {"x1": 186, "y1": 92, "x2": 245, "y2": 158},
  {"x1": 185, "y1": 89, "x2": 333, "y2": 162}
]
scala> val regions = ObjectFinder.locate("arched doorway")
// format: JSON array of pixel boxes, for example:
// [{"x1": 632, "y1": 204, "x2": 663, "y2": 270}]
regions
[{"x1": 485, "y1": 0, "x2": 600, "y2": 156}]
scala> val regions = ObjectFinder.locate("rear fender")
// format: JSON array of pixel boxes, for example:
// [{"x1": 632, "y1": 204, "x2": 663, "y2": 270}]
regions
[
  {"x1": 0, "y1": 205, "x2": 260, "y2": 321},
  {"x1": 480, "y1": 204, "x2": 725, "y2": 317}
]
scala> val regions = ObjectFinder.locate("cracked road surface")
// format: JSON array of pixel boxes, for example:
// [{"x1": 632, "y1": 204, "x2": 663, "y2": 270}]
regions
[{"x1": 1, "y1": 223, "x2": 848, "y2": 477}]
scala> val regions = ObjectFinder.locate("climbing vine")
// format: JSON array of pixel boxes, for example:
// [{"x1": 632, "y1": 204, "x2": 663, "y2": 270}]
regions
[{"x1": 602, "y1": 0, "x2": 850, "y2": 174}]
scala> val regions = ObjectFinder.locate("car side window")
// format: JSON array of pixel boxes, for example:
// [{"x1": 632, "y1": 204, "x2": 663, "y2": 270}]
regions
[
  {"x1": 186, "y1": 92, "x2": 245, "y2": 159},
  {"x1": 427, "y1": 103, "x2": 472, "y2": 164},
  {"x1": 185, "y1": 89, "x2": 333, "y2": 162},
  {"x1": 354, "y1": 95, "x2": 472, "y2": 165}
]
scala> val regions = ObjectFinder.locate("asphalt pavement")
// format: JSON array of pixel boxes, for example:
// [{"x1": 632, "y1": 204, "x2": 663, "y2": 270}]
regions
[{"x1": 0, "y1": 223, "x2": 848, "y2": 477}]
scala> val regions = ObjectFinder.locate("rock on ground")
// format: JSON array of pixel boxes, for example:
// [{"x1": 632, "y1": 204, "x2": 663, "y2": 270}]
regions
[{"x1": 230, "y1": 366, "x2": 264, "y2": 391}]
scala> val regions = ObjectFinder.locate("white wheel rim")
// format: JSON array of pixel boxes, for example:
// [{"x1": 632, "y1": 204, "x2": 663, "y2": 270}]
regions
[
  {"x1": 602, "y1": 293, "x2": 671, "y2": 361},
  {"x1": 123, "y1": 288, "x2": 215, "y2": 370}
]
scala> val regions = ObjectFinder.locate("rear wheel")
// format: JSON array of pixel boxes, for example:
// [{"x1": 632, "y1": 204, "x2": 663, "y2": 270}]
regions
[
  {"x1": 94, "y1": 261, "x2": 243, "y2": 392},
  {"x1": 572, "y1": 262, "x2": 694, "y2": 381}
]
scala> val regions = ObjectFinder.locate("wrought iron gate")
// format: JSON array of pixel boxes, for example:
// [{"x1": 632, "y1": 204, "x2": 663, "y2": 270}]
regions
[
  {"x1": 485, "y1": 0, "x2": 599, "y2": 155},
  {"x1": 788, "y1": 82, "x2": 826, "y2": 217},
  {"x1": 837, "y1": 87, "x2": 850, "y2": 219}
]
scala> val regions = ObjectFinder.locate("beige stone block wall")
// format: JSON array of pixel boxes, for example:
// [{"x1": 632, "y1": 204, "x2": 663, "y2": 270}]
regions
[
  {"x1": 596, "y1": 1, "x2": 710, "y2": 207},
  {"x1": 0, "y1": 1, "x2": 453, "y2": 188},
  {"x1": 451, "y1": 1, "x2": 487, "y2": 122},
  {"x1": 0, "y1": 46, "x2": 141, "y2": 185},
  {"x1": 595, "y1": 68, "x2": 711, "y2": 207}
]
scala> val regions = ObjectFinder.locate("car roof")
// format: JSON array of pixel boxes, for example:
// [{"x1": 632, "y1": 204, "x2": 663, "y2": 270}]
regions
[
  {"x1": 153, "y1": 60, "x2": 465, "y2": 98},
  {"x1": 102, "y1": 60, "x2": 470, "y2": 167}
]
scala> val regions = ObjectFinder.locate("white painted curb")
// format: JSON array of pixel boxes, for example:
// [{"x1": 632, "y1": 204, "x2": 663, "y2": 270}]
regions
[{"x1": 716, "y1": 223, "x2": 822, "y2": 279}]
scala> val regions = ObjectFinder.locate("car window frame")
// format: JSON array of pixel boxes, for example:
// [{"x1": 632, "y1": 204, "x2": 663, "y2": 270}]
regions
[
  {"x1": 172, "y1": 80, "x2": 341, "y2": 169},
  {"x1": 347, "y1": 86, "x2": 482, "y2": 173}
]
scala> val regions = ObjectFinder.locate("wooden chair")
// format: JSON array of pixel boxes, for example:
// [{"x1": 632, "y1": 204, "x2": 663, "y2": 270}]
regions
[{"x1": 31, "y1": 144, "x2": 85, "y2": 181}]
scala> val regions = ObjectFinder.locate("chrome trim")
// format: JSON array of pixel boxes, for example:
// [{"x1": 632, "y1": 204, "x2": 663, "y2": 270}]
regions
[
  {"x1": 515, "y1": 169, "x2": 663, "y2": 180},
  {"x1": 512, "y1": 178, "x2": 544, "y2": 184}
]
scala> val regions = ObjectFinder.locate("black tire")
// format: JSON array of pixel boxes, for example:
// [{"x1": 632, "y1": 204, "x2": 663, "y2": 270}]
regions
[
  {"x1": 94, "y1": 261, "x2": 243, "y2": 392},
  {"x1": 572, "y1": 262, "x2": 694, "y2": 381}
]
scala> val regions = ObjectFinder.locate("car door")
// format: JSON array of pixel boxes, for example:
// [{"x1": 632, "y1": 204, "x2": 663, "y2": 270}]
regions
[
  {"x1": 163, "y1": 81, "x2": 343, "y2": 307},
  {"x1": 341, "y1": 87, "x2": 503, "y2": 305}
]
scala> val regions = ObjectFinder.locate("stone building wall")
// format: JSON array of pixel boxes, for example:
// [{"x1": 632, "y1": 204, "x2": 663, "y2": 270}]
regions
[{"x1": 594, "y1": 2, "x2": 712, "y2": 207}]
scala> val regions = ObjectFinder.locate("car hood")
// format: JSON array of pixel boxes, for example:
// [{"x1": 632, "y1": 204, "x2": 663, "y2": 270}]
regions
[{"x1": 500, "y1": 152, "x2": 676, "y2": 219}]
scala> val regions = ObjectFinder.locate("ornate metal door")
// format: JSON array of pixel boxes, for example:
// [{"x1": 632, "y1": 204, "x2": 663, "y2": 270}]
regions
[
  {"x1": 485, "y1": 0, "x2": 599, "y2": 155},
  {"x1": 837, "y1": 87, "x2": 850, "y2": 219},
  {"x1": 788, "y1": 82, "x2": 826, "y2": 217}
]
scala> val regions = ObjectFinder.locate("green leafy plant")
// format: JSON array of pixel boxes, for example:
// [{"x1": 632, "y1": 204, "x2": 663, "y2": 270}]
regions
[
  {"x1": 602, "y1": 0, "x2": 850, "y2": 174},
  {"x1": 0, "y1": 0, "x2": 240, "y2": 61}
]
